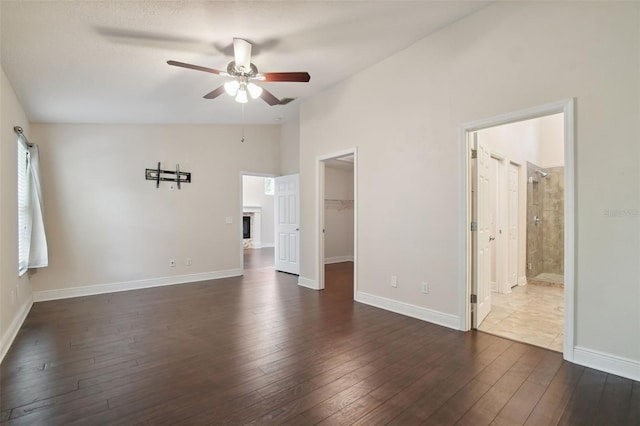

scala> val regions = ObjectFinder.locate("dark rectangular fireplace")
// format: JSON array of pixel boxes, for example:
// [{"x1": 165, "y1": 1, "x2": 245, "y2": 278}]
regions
[{"x1": 243, "y1": 216, "x2": 251, "y2": 239}]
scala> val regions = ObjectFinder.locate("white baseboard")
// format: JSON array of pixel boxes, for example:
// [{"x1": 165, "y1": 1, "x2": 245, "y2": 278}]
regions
[
  {"x1": 33, "y1": 269, "x2": 243, "y2": 302},
  {"x1": 298, "y1": 277, "x2": 319, "y2": 290},
  {"x1": 1, "y1": 296, "x2": 34, "y2": 364},
  {"x1": 246, "y1": 243, "x2": 274, "y2": 249},
  {"x1": 355, "y1": 291, "x2": 460, "y2": 330},
  {"x1": 518, "y1": 275, "x2": 527, "y2": 286},
  {"x1": 573, "y1": 346, "x2": 640, "y2": 382},
  {"x1": 324, "y1": 256, "x2": 354, "y2": 264}
]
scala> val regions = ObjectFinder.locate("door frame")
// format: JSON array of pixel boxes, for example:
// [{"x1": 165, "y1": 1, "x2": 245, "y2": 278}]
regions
[
  {"x1": 507, "y1": 161, "x2": 521, "y2": 290},
  {"x1": 316, "y1": 148, "x2": 358, "y2": 296},
  {"x1": 460, "y1": 99, "x2": 575, "y2": 362},
  {"x1": 239, "y1": 171, "x2": 276, "y2": 272}
]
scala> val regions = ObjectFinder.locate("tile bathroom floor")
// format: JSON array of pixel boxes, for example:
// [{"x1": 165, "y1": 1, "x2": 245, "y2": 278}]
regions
[{"x1": 478, "y1": 283, "x2": 564, "y2": 352}]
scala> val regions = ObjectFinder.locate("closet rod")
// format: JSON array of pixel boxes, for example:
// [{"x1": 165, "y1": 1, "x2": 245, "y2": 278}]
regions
[{"x1": 13, "y1": 126, "x2": 34, "y2": 147}]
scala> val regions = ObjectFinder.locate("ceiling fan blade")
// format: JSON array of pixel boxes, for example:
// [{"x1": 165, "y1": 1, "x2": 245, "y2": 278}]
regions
[
  {"x1": 203, "y1": 86, "x2": 226, "y2": 99},
  {"x1": 233, "y1": 38, "x2": 252, "y2": 72},
  {"x1": 167, "y1": 60, "x2": 225, "y2": 75},
  {"x1": 261, "y1": 72, "x2": 311, "y2": 83},
  {"x1": 260, "y1": 88, "x2": 281, "y2": 106}
]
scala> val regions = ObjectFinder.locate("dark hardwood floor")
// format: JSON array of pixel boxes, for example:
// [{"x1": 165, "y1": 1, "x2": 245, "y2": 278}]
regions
[
  {"x1": 243, "y1": 248, "x2": 275, "y2": 270},
  {"x1": 1, "y1": 252, "x2": 638, "y2": 425}
]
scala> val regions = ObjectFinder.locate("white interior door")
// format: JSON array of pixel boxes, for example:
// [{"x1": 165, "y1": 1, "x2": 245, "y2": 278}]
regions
[
  {"x1": 489, "y1": 157, "x2": 501, "y2": 293},
  {"x1": 508, "y1": 163, "x2": 519, "y2": 287},
  {"x1": 474, "y1": 134, "x2": 492, "y2": 328},
  {"x1": 274, "y1": 174, "x2": 300, "y2": 275}
]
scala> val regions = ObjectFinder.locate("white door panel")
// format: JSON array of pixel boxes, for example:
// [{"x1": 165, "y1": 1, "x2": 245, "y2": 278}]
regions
[
  {"x1": 275, "y1": 174, "x2": 300, "y2": 274},
  {"x1": 474, "y1": 134, "x2": 492, "y2": 328}
]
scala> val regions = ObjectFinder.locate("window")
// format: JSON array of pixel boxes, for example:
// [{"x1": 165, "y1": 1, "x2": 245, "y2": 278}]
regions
[
  {"x1": 264, "y1": 177, "x2": 274, "y2": 195},
  {"x1": 17, "y1": 140, "x2": 30, "y2": 276}
]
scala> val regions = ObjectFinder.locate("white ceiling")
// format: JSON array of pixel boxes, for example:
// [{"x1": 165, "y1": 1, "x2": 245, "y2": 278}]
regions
[{"x1": 0, "y1": 1, "x2": 489, "y2": 125}]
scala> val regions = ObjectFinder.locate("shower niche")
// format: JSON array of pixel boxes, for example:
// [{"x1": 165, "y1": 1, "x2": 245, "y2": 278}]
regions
[{"x1": 526, "y1": 162, "x2": 564, "y2": 287}]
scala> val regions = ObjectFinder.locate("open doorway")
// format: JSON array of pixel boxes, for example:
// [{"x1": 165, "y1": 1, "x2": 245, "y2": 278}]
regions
[
  {"x1": 323, "y1": 157, "x2": 355, "y2": 298},
  {"x1": 241, "y1": 174, "x2": 275, "y2": 271},
  {"x1": 462, "y1": 99, "x2": 575, "y2": 361},
  {"x1": 317, "y1": 150, "x2": 357, "y2": 298},
  {"x1": 476, "y1": 113, "x2": 565, "y2": 351}
]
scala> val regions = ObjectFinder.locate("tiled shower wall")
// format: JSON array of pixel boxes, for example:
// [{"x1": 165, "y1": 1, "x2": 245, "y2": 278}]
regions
[{"x1": 526, "y1": 162, "x2": 564, "y2": 278}]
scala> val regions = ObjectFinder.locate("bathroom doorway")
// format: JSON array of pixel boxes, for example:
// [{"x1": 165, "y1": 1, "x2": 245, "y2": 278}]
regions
[{"x1": 463, "y1": 99, "x2": 575, "y2": 359}]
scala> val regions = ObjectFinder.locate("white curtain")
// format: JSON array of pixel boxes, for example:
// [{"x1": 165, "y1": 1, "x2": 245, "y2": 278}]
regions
[{"x1": 25, "y1": 142, "x2": 48, "y2": 269}]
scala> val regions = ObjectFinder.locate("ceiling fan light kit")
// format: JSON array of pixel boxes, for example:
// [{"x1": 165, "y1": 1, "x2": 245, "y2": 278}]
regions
[
  {"x1": 224, "y1": 78, "x2": 263, "y2": 103},
  {"x1": 246, "y1": 83, "x2": 263, "y2": 99},
  {"x1": 235, "y1": 87, "x2": 248, "y2": 104},
  {"x1": 224, "y1": 80, "x2": 240, "y2": 96},
  {"x1": 168, "y1": 38, "x2": 310, "y2": 105}
]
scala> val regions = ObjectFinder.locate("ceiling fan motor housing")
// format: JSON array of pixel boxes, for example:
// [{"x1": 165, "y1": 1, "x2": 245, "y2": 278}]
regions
[{"x1": 227, "y1": 61, "x2": 258, "y2": 78}]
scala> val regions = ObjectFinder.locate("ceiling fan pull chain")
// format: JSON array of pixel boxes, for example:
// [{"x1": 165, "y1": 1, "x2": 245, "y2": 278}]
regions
[{"x1": 241, "y1": 103, "x2": 246, "y2": 143}]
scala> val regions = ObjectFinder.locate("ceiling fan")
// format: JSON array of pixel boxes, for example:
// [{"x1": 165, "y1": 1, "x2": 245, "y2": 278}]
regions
[{"x1": 167, "y1": 38, "x2": 310, "y2": 105}]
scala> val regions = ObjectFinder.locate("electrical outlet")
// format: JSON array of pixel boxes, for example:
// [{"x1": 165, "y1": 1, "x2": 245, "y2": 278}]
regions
[
  {"x1": 390, "y1": 276, "x2": 398, "y2": 288},
  {"x1": 10, "y1": 289, "x2": 16, "y2": 305},
  {"x1": 186, "y1": 258, "x2": 192, "y2": 266},
  {"x1": 421, "y1": 282, "x2": 429, "y2": 294},
  {"x1": 225, "y1": 216, "x2": 233, "y2": 224},
  {"x1": 169, "y1": 258, "x2": 176, "y2": 267},
  {"x1": 527, "y1": 263, "x2": 532, "y2": 270}
]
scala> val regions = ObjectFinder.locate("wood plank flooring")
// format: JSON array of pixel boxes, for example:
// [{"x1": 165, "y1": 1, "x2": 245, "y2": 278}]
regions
[{"x1": 1, "y1": 254, "x2": 638, "y2": 425}]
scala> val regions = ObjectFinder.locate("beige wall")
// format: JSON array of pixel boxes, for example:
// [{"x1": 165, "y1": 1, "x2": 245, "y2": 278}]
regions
[
  {"x1": 299, "y1": 1, "x2": 640, "y2": 364},
  {"x1": 324, "y1": 165, "x2": 354, "y2": 262},
  {"x1": 242, "y1": 175, "x2": 275, "y2": 246},
  {"x1": 0, "y1": 67, "x2": 34, "y2": 358},
  {"x1": 29, "y1": 123, "x2": 280, "y2": 294}
]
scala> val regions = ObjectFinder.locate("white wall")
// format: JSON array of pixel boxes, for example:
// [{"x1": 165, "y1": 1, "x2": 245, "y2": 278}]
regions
[
  {"x1": 324, "y1": 165, "x2": 354, "y2": 263},
  {"x1": 538, "y1": 113, "x2": 565, "y2": 168},
  {"x1": 280, "y1": 117, "x2": 300, "y2": 175},
  {"x1": 299, "y1": 1, "x2": 640, "y2": 373},
  {"x1": 242, "y1": 175, "x2": 275, "y2": 247},
  {"x1": 0, "y1": 67, "x2": 34, "y2": 360},
  {"x1": 29, "y1": 123, "x2": 280, "y2": 296}
]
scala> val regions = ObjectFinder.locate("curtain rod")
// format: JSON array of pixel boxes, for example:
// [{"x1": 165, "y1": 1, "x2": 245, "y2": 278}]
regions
[{"x1": 14, "y1": 126, "x2": 34, "y2": 147}]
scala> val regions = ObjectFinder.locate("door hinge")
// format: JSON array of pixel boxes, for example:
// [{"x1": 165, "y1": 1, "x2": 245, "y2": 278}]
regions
[
  {"x1": 471, "y1": 149, "x2": 477, "y2": 159},
  {"x1": 470, "y1": 221, "x2": 478, "y2": 231},
  {"x1": 470, "y1": 294, "x2": 478, "y2": 303}
]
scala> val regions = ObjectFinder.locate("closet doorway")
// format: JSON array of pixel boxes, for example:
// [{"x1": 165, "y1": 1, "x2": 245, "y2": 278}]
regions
[{"x1": 317, "y1": 150, "x2": 357, "y2": 298}]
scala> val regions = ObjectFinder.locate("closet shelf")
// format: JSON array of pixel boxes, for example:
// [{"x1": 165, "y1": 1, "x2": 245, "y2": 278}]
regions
[{"x1": 325, "y1": 199, "x2": 354, "y2": 211}]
